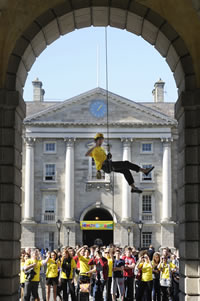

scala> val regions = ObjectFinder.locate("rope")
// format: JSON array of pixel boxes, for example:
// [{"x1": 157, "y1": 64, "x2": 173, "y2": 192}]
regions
[
  {"x1": 105, "y1": 27, "x2": 115, "y2": 243},
  {"x1": 105, "y1": 27, "x2": 110, "y2": 153}
]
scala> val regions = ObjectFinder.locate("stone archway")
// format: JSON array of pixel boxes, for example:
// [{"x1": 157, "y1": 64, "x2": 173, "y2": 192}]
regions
[
  {"x1": 6, "y1": 2, "x2": 196, "y2": 96},
  {"x1": 1, "y1": 1, "x2": 200, "y2": 300}
]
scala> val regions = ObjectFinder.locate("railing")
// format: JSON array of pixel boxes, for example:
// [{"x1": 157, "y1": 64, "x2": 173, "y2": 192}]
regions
[
  {"x1": 42, "y1": 212, "x2": 55, "y2": 222},
  {"x1": 142, "y1": 214, "x2": 152, "y2": 221}
]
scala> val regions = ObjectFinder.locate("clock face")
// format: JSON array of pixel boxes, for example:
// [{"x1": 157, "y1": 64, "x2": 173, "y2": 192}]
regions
[{"x1": 90, "y1": 100, "x2": 107, "y2": 118}]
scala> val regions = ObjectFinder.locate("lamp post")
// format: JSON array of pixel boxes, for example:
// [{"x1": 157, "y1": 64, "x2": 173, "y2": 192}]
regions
[
  {"x1": 127, "y1": 227, "x2": 131, "y2": 246},
  {"x1": 56, "y1": 219, "x2": 62, "y2": 249},
  {"x1": 67, "y1": 227, "x2": 70, "y2": 246},
  {"x1": 137, "y1": 220, "x2": 143, "y2": 250}
]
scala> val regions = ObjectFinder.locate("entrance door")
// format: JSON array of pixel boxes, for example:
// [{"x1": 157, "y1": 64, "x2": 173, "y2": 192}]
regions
[{"x1": 82, "y1": 208, "x2": 113, "y2": 246}]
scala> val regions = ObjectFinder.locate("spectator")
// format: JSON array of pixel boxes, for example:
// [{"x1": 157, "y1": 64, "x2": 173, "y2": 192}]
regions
[
  {"x1": 122, "y1": 247, "x2": 135, "y2": 301},
  {"x1": 135, "y1": 252, "x2": 153, "y2": 301},
  {"x1": 152, "y1": 252, "x2": 161, "y2": 301},
  {"x1": 111, "y1": 248, "x2": 125, "y2": 301}
]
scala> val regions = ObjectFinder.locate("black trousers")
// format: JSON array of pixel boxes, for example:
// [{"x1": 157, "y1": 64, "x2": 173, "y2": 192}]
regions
[
  {"x1": 124, "y1": 277, "x2": 134, "y2": 301},
  {"x1": 104, "y1": 160, "x2": 140, "y2": 185},
  {"x1": 23, "y1": 281, "x2": 39, "y2": 301},
  {"x1": 61, "y1": 278, "x2": 76, "y2": 301},
  {"x1": 160, "y1": 286, "x2": 170, "y2": 301},
  {"x1": 105, "y1": 277, "x2": 112, "y2": 301},
  {"x1": 152, "y1": 278, "x2": 161, "y2": 301},
  {"x1": 136, "y1": 280, "x2": 153, "y2": 301}
]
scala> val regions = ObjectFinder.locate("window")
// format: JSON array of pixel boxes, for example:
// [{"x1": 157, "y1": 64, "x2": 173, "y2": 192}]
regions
[
  {"x1": 142, "y1": 195, "x2": 152, "y2": 212},
  {"x1": 140, "y1": 193, "x2": 155, "y2": 222},
  {"x1": 43, "y1": 194, "x2": 56, "y2": 222},
  {"x1": 141, "y1": 142, "x2": 153, "y2": 153},
  {"x1": 141, "y1": 164, "x2": 153, "y2": 181},
  {"x1": 44, "y1": 164, "x2": 56, "y2": 181},
  {"x1": 142, "y1": 232, "x2": 152, "y2": 248},
  {"x1": 44, "y1": 142, "x2": 56, "y2": 153},
  {"x1": 142, "y1": 195, "x2": 152, "y2": 221}
]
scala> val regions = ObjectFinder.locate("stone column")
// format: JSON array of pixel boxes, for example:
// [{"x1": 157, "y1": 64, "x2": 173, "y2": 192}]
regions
[
  {"x1": 161, "y1": 138, "x2": 172, "y2": 222},
  {"x1": 175, "y1": 90, "x2": 200, "y2": 301},
  {"x1": 64, "y1": 138, "x2": 75, "y2": 221},
  {"x1": 121, "y1": 139, "x2": 132, "y2": 221},
  {"x1": 0, "y1": 90, "x2": 25, "y2": 300},
  {"x1": 24, "y1": 137, "x2": 35, "y2": 221}
]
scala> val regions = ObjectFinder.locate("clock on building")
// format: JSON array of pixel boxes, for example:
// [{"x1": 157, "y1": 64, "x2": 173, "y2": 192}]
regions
[{"x1": 90, "y1": 100, "x2": 107, "y2": 118}]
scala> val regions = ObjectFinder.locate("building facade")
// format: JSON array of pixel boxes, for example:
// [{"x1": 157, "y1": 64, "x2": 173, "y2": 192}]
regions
[{"x1": 21, "y1": 79, "x2": 178, "y2": 251}]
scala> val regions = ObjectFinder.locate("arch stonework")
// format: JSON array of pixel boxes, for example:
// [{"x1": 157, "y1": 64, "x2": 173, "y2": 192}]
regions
[
  {"x1": 79, "y1": 203, "x2": 117, "y2": 223},
  {"x1": 0, "y1": 1, "x2": 200, "y2": 300},
  {"x1": 6, "y1": 3, "x2": 196, "y2": 96}
]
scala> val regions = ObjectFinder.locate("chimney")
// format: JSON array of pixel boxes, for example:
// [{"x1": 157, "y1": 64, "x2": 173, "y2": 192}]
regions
[
  {"x1": 32, "y1": 78, "x2": 45, "y2": 102},
  {"x1": 152, "y1": 78, "x2": 165, "y2": 102}
]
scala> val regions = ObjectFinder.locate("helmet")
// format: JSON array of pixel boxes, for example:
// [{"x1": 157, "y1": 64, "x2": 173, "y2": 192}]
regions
[{"x1": 94, "y1": 133, "x2": 104, "y2": 140}]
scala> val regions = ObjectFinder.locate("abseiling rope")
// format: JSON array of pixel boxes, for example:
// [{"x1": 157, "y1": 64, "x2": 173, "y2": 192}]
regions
[
  {"x1": 105, "y1": 27, "x2": 110, "y2": 153},
  {"x1": 105, "y1": 27, "x2": 115, "y2": 232}
]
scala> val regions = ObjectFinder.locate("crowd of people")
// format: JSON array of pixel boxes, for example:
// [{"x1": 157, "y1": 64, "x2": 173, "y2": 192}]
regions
[{"x1": 20, "y1": 244, "x2": 179, "y2": 301}]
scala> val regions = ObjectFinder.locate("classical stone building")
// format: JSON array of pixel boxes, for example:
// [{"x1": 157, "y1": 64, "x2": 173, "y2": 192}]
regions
[
  {"x1": 21, "y1": 79, "x2": 178, "y2": 251},
  {"x1": 1, "y1": 1, "x2": 200, "y2": 300}
]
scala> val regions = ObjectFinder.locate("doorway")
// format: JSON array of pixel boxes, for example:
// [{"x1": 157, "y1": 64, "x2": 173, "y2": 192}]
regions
[{"x1": 82, "y1": 208, "x2": 113, "y2": 246}]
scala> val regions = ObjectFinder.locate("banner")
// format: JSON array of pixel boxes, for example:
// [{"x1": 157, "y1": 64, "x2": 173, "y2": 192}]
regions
[{"x1": 80, "y1": 220, "x2": 113, "y2": 230}]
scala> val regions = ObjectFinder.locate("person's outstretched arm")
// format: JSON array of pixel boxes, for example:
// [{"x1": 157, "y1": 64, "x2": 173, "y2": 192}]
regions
[{"x1": 85, "y1": 145, "x2": 96, "y2": 157}]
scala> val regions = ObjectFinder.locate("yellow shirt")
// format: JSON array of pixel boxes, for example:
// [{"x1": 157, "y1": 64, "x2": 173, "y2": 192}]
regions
[
  {"x1": 107, "y1": 257, "x2": 113, "y2": 277},
  {"x1": 20, "y1": 261, "x2": 26, "y2": 284},
  {"x1": 139, "y1": 262, "x2": 153, "y2": 282},
  {"x1": 46, "y1": 259, "x2": 60, "y2": 278},
  {"x1": 79, "y1": 256, "x2": 90, "y2": 276},
  {"x1": 61, "y1": 258, "x2": 76, "y2": 280},
  {"x1": 25, "y1": 259, "x2": 42, "y2": 282},
  {"x1": 160, "y1": 262, "x2": 176, "y2": 279},
  {"x1": 90, "y1": 146, "x2": 107, "y2": 170}
]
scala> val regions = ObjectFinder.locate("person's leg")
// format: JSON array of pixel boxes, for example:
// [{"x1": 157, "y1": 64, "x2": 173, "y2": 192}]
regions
[
  {"x1": 126, "y1": 277, "x2": 133, "y2": 301},
  {"x1": 116, "y1": 278, "x2": 125, "y2": 301},
  {"x1": 68, "y1": 280, "x2": 76, "y2": 301},
  {"x1": 106, "y1": 277, "x2": 112, "y2": 301},
  {"x1": 31, "y1": 282, "x2": 40, "y2": 301},
  {"x1": 135, "y1": 281, "x2": 145, "y2": 301},
  {"x1": 23, "y1": 281, "x2": 31, "y2": 301},
  {"x1": 46, "y1": 285, "x2": 50, "y2": 301},
  {"x1": 111, "y1": 278, "x2": 117, "y2": 301},
  {"x1": 62, "y1": 279, "x2": 68, "y2": 301},
  {"x1": 146, "y1": 280, "x2": 153, "y2": 301},
  {"x1": 112, "y1": 160, "x2": 154, "y2": 175},
  {"x1": 53, "y1": 285, "x2": 57, "y2": 301},
  {"x1": 111, "y1": 162, "x2": 142, "y2": 192}
]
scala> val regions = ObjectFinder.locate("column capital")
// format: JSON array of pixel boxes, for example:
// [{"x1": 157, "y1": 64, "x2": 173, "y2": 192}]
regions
[
  {"x1": 161, "y1": 137, "x2": 173, "y2": 144},
  {"x1": 64, "y1": 138, "x2": 76, "y2": 147},
  {"x1": 24, "y1": 137, "x2": 36, "y2": 146},
  {"x1": 121, "y1": 138, "x2": 133, "y2": 147}
]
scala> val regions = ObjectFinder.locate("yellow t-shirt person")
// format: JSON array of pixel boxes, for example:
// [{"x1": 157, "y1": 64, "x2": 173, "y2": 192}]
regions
[
  {"x1": 79, "y1": 256, "x2": 90, "y2": 276},
  {"x1": 24, "y1": 259, "x2": 42, "y2": 282},
  {"x1": 46, "y1": 259, "x2": 60, "y2": 278},
  {"x1": 138, "y1": 262, "x2": 153, "y2": 282},
  {"x1": 107, "y1": 257, "x2": 113, "y2": 278},
  {"x1": 89, "y1": 146, "x2": 107, "y2": 171},
  {"x1": 61, "y1": 258, "x2": 76, "y2": 280},
  {"x1": 160, "y1": 262, "x2": 176, "y2": 279}
]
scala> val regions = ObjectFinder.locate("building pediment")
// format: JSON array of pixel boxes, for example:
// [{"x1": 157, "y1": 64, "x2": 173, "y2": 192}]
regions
[{"x1": 24, "y1": 88, "x2": 176, "y2": 126}]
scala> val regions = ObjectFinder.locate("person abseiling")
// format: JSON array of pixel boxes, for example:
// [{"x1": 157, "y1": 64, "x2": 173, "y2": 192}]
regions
[{"x1": 85, "y1": 133, "x2": 154, "y2": 193}]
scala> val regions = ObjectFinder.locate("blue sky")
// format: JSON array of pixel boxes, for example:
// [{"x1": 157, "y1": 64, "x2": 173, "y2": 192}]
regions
[{"x1": 24, "y1": 27, "x2": 178, "y2": 102}]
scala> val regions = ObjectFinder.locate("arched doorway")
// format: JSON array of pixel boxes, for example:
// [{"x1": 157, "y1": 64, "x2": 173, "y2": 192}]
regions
[{"x1": 82, "y1": 208, "x2": 113, "y2": 246}]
